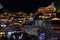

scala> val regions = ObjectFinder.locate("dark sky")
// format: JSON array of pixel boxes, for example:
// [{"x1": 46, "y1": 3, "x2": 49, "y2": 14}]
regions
[{"x1": 0, "y1": 0, "x2": 55, "y2": 13}]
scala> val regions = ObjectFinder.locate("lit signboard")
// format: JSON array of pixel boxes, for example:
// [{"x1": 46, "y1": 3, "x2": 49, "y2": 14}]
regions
[{"x1": 39, "y1": 32, "x2": 45, "y2": 40}]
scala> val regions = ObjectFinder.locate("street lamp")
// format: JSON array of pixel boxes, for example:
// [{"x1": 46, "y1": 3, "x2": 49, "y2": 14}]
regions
[{"x1": 0, "y1": 3, "x2": 3, "y2": 9}]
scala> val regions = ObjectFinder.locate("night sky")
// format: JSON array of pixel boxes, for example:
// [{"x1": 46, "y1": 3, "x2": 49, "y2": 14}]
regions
[{"x1": 0, "y1": 0, "x2": 55, "y2": 13}]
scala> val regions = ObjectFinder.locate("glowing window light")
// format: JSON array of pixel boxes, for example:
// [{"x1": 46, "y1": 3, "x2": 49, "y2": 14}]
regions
[
  {"x1": 1, "y1": 24, "x2": 6, "y2": 27},
  {"x1": 1, "y1": 25, "x2": 4, "y2": 27}
]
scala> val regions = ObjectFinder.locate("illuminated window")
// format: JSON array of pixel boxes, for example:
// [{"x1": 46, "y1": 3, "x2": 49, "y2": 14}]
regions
[{"x1": 1, "y1": 24, "x2": 6, "y2": 27}]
